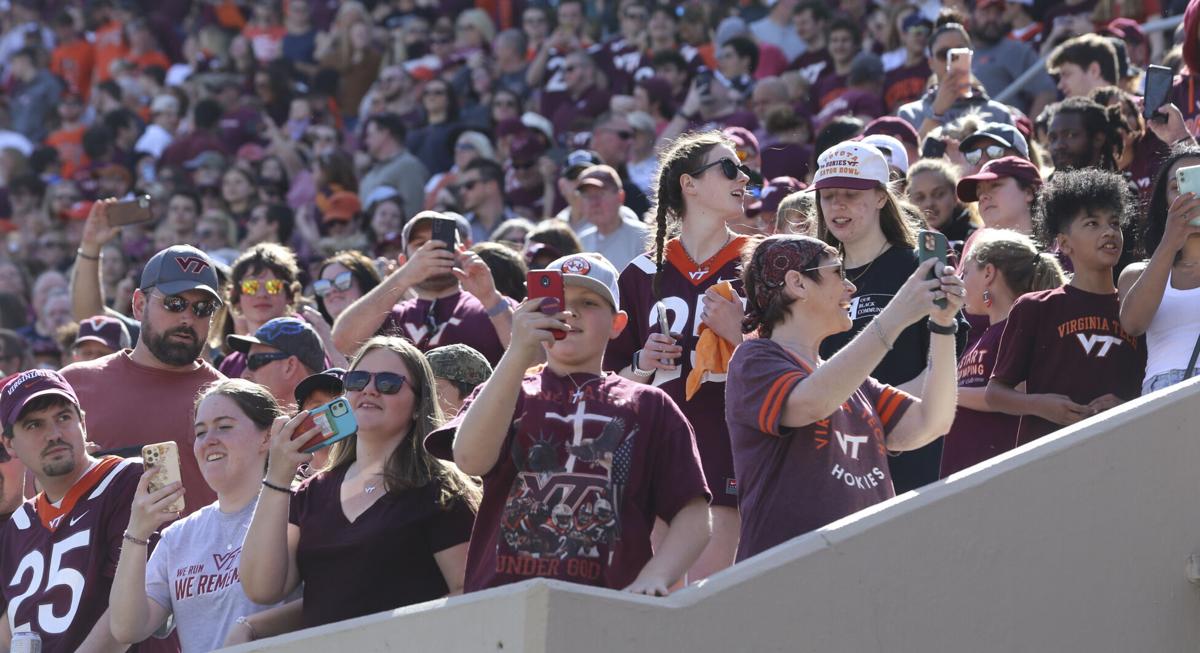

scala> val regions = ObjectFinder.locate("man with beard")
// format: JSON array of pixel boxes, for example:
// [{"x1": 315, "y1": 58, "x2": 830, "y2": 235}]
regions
[
  {"x1": 61, "y1": 245, "x2": 224, "y2": 515},
  {"x1": 1047, "y1": 97, "x2": 1124, "y2": 172},
  {"x1": 332, "y1": 211, "x2": 514, "y2": 365},
  {"x1": 969, "y1": 0, "x2": 1056, "y2": 119},
  {"x1": 0, "y1": 370, "x2": 143, "y2": 652}
]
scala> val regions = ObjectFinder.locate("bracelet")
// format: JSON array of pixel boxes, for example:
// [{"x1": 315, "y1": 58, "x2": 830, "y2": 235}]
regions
[
  {"x1": 485, "y1": 297, "x2": 510, "y2": 317},
  {"x1": 235, "y1": 616, "x2": 258, "y2": 641},
  {"x1": 123, "y1": 531, "x2": 149, "y2": 546},
  {"x1": 871, "y1": 319, "x2": 893, "y2": 351},
  {"x1": 261, "y1": 479, "x2": 292, "y2": 495},
  {"x1": 927, "y1": 319, "x2": 959, "y2": 335},
  {"x1": 630, "y1": 350, "x2": 654, "y2": 377},
  {"x1": 76, "y1": 248, "x2": 101, "y2": 261}
]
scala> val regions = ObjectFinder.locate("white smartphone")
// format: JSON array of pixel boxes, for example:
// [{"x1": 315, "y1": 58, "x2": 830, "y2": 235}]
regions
[
  {"x1": 947, "y1": 48, "x2": 972, "y2": 74},
  {"x1": 142, "y1": 441, "x2": 185, "y2": 513},
  {"x1": 1177, "y1": 164, "x2": 1200, "y2": 226}
]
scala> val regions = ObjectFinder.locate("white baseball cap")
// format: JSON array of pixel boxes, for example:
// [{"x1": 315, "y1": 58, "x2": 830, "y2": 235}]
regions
[
  {"x1": 811, "y1": 141, "x2": 891, "y2": 191},
  {"x1": 545, "y1": 253, "x2": 620, "y2": 309},
  {"x1": 860, "y1": 134, "x2": 909, "y2": 174}
]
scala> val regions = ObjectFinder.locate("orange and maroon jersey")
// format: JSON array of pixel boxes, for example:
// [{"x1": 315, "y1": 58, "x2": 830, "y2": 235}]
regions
[
  {"x1": 50, "y1": 40, "x2": 94, "y2": 101},
  {"x1": 0, "y1": 457, "x2": 141, "y2": 652},
  {"x1": 605, "y1": 236, "x2": 748, "y2": 507}
]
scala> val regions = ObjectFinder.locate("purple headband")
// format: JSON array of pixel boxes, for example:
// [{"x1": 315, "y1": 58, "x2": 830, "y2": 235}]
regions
[{"x1": 750, "y1": 236, "x2": 831, "y2": 309}]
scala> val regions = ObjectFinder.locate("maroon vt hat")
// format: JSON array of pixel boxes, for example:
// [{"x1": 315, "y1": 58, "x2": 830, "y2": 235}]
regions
[
  {"x1": 956, "y1": 156, "x2": 1043, "y2": 203},
  {"x1": 753, "y1": 177, "x2": 806, "y2": 215},
  {"x1": 864, "y1": 116, "x2": 920, "y2": 151},
  {"x1": 74, "y1": 315, "x2": 131, "y2": 352},
  {"x1": 1, "y1": 369, "x2": 80, "y2": 431}
]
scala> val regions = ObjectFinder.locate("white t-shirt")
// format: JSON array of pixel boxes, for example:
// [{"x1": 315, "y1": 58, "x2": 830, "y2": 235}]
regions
[
  {"x1": 578, "y1": 216, "x2": 652, "y2": 271},
  {"x1": 146, "y1": 497, "x2": 291, "y2": 652}
]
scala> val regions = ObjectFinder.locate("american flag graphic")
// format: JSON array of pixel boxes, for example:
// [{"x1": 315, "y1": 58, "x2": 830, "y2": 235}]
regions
[{"x1": 609, "y1": 432, "x2": 636, "y2": 541}]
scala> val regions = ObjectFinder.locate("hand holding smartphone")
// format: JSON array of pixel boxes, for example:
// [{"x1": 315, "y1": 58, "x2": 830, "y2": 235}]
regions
[
  {"x1": 142, "y1": 441, "x2": 185, "y2": 513},
  {"x1": 918, "y1": 230, "x2": 950, "y2": 309},
  {"x1": 1143, "y1": 65, "x2": 1174, "y2": 123},
  {"x1": 295, "y1": 397, "x2": 358, "y2": 453},
  {"x1": 527, "y1": 270, "x2": 566, "y2": 340},
  {"x1": 429, "y1": 217, "x2": 459, "y2": 250},
  {"x1": 108, "y1": 195, "x2": 154, "y2": 227}
]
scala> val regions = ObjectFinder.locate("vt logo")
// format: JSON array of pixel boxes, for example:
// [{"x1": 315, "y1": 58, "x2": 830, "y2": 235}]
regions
[
  {"x1": 1076, "y1": 333, "x2": 1122, "y2": 357},
  {"x1": 175, "y1": 256, "x2": 211, "y2": 274},
  {"x1": 834, "y1": 430, "x2": 869, "y2": 460},
  {"x1": 212, "y1": 549, "x2": 241, "y2": 571}
]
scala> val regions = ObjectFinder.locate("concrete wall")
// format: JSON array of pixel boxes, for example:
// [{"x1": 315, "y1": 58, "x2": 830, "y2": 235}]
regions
[{"x1": 227, "y1": 378, "x2": 1200, "y2": 653}]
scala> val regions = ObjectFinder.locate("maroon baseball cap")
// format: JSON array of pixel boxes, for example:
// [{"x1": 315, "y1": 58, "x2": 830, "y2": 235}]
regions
[
  {"x1": 751, "y1": 176, "x2": 806, "y2": 214},
  {"x1": 723, "y1": 126, "x2": 759, "y2": 157},
  {"x1": 864, "y1": 116, "x2": 920, "y2": 150},
  {"x1": 956, "y1": 156, "x2": 1043, "y2": 203},
  {"x1": 1, "y1": 369, "x2": 80, "y2": 431},
  {"x1": 74, "y1": 315, "x2": 132, "y2": 352}
]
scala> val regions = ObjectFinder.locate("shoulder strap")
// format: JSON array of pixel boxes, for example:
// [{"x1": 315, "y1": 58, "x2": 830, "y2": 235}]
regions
[{"x1": 1186, "y1": 333, "x2": 1200, "y2": 380}]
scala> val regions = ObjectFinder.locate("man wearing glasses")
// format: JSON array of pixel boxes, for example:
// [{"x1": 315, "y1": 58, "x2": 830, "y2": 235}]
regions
[
  {"x1": 230, "y1": 317, "x2": 328, "y2": 412},
  {"x1": 61, "y1": 244, "x2": 225, "y2": 515}
]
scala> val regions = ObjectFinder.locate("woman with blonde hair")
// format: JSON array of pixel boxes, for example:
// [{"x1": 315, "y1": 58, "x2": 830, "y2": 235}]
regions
[
  {"x1": 939, "y1": 230, "x2": 1064, "y2": 477},
  {"x1": 240, "y1": 336, "x2": 477, "y2": 629},
  {"x1": 906, "y1": 158, "x2": 979, "y2": 245}
]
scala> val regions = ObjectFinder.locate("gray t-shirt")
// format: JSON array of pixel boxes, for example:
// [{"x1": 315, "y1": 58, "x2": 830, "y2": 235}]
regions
[
  {"x1": 358, "y1": 151, "x2": 431, "y2": 219},
  {"x1": 971, "y1": 38, "x2": 1056, "y2": 115},
  {"x1": 146, "y1": 498, "x2": 289, "y2": 652},
  {"x1": 578, "y1": 217, "x2": 652, "y2": 271}
]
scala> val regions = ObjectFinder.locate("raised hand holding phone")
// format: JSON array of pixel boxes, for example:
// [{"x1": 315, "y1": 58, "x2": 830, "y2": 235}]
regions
[
  {"x1": 918, "y1": 230, "x2": 950, "y2": 309},
  {"x1": 527, "y1": 270, "x2": 567, "y2": 339}
]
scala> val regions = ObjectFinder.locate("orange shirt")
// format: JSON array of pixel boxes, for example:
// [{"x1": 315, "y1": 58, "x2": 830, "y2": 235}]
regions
[
  {"x1": 93, "y1": 21, "x2": 128, "y2": 81},
  {"x1": 45, "y1": 126, "x2": 88, "y2": 179},
  {"x1": 131, "y1": 50, "x2": 171, "y2": 71},
  {"x1": 50, "y1": 39, "x2": 95, "y2": 100}
]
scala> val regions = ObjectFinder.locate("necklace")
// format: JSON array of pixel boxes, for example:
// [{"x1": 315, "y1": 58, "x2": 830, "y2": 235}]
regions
[
  {"x1": 843, "y1": 241, "x2": 891, "y2": 284},
  {"x1": 680, "y1": 229, "x2": 734, "y2": 269},
  {"x1": 566, "y1": 372, "x2": 606, "y2": 404}
]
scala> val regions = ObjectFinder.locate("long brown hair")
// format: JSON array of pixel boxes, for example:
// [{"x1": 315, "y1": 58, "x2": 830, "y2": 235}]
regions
[
  {"x1": 648, "y1": 130, "x2": 734, "y2": 299},
  {"x1": 326, "y1": 336, "x2": 480, "y2": 510},
  {"x1": 815, "y1": 183, "x2": 919, "y2": 251},
  {"x1": 965, "y1": 229, "x2": 1064, "y2": 296}
]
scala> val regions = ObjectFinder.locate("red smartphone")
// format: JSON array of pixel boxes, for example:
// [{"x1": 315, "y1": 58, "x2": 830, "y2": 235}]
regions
[{"x1": 527, "y1": 270, "x2": 566, "y2": 340}]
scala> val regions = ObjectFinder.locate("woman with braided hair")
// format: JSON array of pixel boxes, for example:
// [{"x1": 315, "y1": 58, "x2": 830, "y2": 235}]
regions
[
  {"x1": 604, "y1": 130, "x2": 752, "y2": 580},
  {"x1": 726, "y1": 235, "x2": 964, "y2": 561}
]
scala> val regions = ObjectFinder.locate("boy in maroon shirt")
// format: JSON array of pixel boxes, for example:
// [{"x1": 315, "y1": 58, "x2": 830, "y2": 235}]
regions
[
  {"x1": 986, "y1": 169, "x2": 1145, "y2": 445},
  {"x1": 427, "y1": 254, "x2": 710, "y2": 595}
]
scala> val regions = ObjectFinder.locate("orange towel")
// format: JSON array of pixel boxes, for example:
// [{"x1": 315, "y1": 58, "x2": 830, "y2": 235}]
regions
[{"x1": 686, "y1": 281, "x2": 738, "y2": 401}]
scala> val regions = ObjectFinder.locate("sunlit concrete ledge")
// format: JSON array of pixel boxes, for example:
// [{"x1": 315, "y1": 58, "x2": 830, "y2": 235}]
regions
[{"x1": 226, "y1": 378, "x2": 1200, "y2": 652}]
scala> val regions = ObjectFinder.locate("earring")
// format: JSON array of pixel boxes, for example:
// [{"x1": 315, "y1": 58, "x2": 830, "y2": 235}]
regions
[{"x1": 983, "y1": 289, "x2": 992, "y2": 308}]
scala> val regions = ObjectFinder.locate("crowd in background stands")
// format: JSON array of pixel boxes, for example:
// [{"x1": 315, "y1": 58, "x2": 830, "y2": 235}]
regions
[{"x1": 1, "y1": 0, "x2": 1200, "y2": 650}]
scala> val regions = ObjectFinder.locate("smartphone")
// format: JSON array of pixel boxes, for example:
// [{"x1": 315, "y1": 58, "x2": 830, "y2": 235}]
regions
[
  {"x1": 295, "y1": 397, "x2": 358, "y2": 453},
  {"x1": 108, "y1": 195, "x2": 154, "y2": 227},
  {"x1": 1177, "y1": 165, "x2": 1200, "y2": 225},
  {"x1": 695, "y1": 69, "x2": 713, "y2": 96},
  {"x1": 142, "y1": 441, "x2": 185, "y2": 513},
  {"x1": 527, "y1": 270, "x2": 566, "y2": 340},
  {"x1": 429, "y1": 217, "x2": 459, "y2": 250},
  {"x1": 921, "y1": 136, "x2": 947, "y2": 159},
  {"x1": 918, "y1": 229, "x2": 949, "y2": 309},
  {"x1": 1143, "y1": 64, "x2": 1174, "y2": 123},
  {"x1": 947, "y1": 48, "x2": 972, "y2": 75},
  {"x1": 655, "y1": 301, "x2": 671, "y2": 336}
]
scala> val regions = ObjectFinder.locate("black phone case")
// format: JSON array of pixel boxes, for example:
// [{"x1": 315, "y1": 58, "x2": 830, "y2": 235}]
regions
[{"x1": 1143, "y1": 65, "x2": 1173, "y2": 120}]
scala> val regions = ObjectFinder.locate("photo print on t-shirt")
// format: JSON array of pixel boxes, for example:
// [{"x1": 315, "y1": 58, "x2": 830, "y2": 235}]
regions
[{"x1": 500, "y1": 414, "x2": 636, "y2": 582}]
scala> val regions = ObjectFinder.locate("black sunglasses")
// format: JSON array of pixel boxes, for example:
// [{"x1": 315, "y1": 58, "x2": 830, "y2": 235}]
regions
[
  {"x1": 158, "y1": 293, "x2": 220, "y2": 318},
  {"x1": 246, "y1": 351, "x2": 291, "y2": 371},
  {"x1": 313, "y1": 271, "x2": 354, "y2": 297},
  {"x1": 689, "y1": 157, "x2": 753, "y2": 181},
  {"x1": 344, "y1": 371, "x2": 408, "y2": 394}
]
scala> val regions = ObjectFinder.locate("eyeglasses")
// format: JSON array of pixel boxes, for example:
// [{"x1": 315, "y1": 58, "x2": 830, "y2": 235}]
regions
[
  {"x1": 424, "y1": 87, "x2": 448, "y2": 96},
  {"x1": 313, "y1": 271, "x2": 354, "y2": 297},
  {"x1": 689, "y1": 157, "x2": 753, "y2": 181},
  {"x1": 963, "y1": 144, "x2": 1007, "y2": 166},
  {"x1": 511, "y1": 160, "x2": 536, "y2": 170},
  {"x1": 197, "y1": 229, "x2": 218, "y2": 239},
  {"x1": 241, "y1": 279, "x2": 285, "y2": 296},
  {"x1": 605, "y1": 129, "x2": 634, "y2": 140},
  {"x1": 623, "y1": 10, "x2": 648, "y2": 20},
  {"x1": 564, "y1": 65, "x2": 579, "y2": 73},
  {"x1": 344, "y1": 370, "x2": 408, "y2": 394},
  {"x1": 246, "y1": 351, "x2": 291, "y2": 371},
  {"x1": 157, "y1": 293, "x2": 220, "y2": 318},
  {"x1": 804, "y1": 261, "x2": 847, "y2": 281}
]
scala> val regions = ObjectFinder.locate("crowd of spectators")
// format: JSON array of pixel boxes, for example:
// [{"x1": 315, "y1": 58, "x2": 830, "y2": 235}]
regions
[{"x1": 1, "y1": 0, "x2": 1200, "y2": 650}]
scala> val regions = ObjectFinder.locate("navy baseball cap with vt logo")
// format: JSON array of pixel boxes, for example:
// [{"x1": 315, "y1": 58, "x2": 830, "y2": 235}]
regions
[{"x1": 140, "y1": 245, "x2": 222, "y2": 301}]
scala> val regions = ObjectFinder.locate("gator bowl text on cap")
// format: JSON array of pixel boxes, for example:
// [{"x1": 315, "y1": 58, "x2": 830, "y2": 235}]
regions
[{"x1": 811, "y1": 141, "x2": 891, "y2": 191}]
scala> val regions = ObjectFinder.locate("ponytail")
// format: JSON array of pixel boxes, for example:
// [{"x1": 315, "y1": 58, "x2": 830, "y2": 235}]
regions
[
  {"x1": 967, "y1": 229, "x2": 1065, "y2": 296},
  {"x1": 1027, "y1": 252, "x2": 1066, "y2": 293}
]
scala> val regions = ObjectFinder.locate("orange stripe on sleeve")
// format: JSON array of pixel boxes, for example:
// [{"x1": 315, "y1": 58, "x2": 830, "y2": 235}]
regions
[
  {"x1": 760, "y1": 371, "x2": 806, "y2": 434},
  {"x1": 757, "y1": 372, "x2": 800, "y2": 433},
  {"x1": 878, "y1": 392, "x2": 905, "y2": 426}
]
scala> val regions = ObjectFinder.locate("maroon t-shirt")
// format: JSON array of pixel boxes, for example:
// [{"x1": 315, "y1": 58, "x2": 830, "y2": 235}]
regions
[
  {"x1": 883, "y1": 60, "x2": 932, "y2": 113},
  {"x1": 939, "y1": 319, "x2": 1019, "y2": 478},
  {"x1": 1128, "y1": 132, "x2": 1170, "y2": 200},
  {"x1": 726, "y1": 339, "x2": 913, "y2": 561},
  {"x1": 604, "y1": 237, "x2": 750, "y2": 508},
  {"x1": 594, "y1": 36, "x2": 643, "y2": 95},
  {"x1": 0, "y1": 458, "x2": 141, "y2": 652},
  {"x1": 427, "y1": 368, "x2": 709, "y2": 592},
  {"x1": 990, "y1": 285, "x2": 1145, "y2": 445},
  {"x1": 61, "y1": 350, "x2": 223, "y2": 515},
  {"x1": 288, "y1": 464, "x2": 475, "y2": 628},
  {"x1": 810, "y1": 70, "x2": 850, "y2": 112},
  {"x1": 548, "y1": 86, "x2": 612, "y2": 140},
  {"x1": 379, "y1": 290, "x2": 507, "y2": 366},
  {"x1": 788, "y1": 48, "x2": 832, "y2": 84}
]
